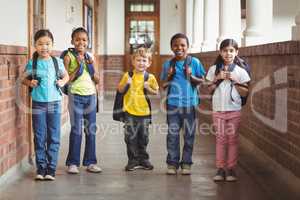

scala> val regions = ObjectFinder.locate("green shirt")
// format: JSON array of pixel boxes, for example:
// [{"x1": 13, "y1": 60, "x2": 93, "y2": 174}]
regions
[{"x1": 67, "y1": 52, "x2": 96, "y2": 95}]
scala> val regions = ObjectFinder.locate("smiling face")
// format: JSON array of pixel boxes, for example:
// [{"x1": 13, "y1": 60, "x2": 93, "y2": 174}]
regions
[
  {"x1": 220, "y1": 45, "x2": 238, "y2": 65},
  {"x1": 34, "y1": 36, "x2": 53, "y2": 59},
  {"x1": 171, "y1": 37, "x2": 188, "y2": 60},
  {"x1": 71, "y1": 32, "x2": 89, "y2": 53},
  {"x1": 132, "y1": 55, "x2": 151, "y2": 73}
]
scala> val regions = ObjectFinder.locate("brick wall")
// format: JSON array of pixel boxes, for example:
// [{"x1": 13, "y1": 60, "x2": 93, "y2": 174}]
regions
[
  {"x1": 0, "y1": 45, "x2": 28, "y2": 176},
  {"x1": 195, "y1": 41, "x2": 300, "y2": 178},
  {"x1": 99, "y1": 55, "x2": 124, "y2": 92}
]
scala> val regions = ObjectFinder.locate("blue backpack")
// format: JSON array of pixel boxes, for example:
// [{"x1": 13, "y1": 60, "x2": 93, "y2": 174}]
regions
[{"x1": 60, "y1": 48, "x2": 95, "y2": 95}]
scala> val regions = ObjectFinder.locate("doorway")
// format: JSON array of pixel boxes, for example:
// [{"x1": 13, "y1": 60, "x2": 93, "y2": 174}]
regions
[{"x1": 125, "y1": 0, "x2": 160, "y2": 79}]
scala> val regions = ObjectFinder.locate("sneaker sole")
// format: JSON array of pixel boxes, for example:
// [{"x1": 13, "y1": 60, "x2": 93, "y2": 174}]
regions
[
  {"x1": 35, "y1": 176, "x2": 44, "y2": 181},
  {"x1": 125, "y1": 166, "x2": 141, "y2": 171},
  {"x1": 226, "y1": 177, "x2": 237, "y2": 182},
  {"x1": 86, "y1": 169, "x2": 102, "y2": 173},
  {"x1": 44, "y1": 175, "x2": 55, "y2": 181},
  {"x1": 213, "y1": 176, "x2": 225, "y2": 182}
]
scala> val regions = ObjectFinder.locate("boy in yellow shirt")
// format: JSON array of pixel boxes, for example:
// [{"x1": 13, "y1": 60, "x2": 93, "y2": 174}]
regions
[{"x1": 118, "y1": 48, "x2": 159, "y2": 171}]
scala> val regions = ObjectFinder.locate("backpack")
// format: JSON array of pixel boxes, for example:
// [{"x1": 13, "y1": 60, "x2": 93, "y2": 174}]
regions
[
  {"x1": 212, "y1": 57, "x2": 251, "y2": 106},
  {"x1": 60, "y1": 48, "x2": 95, "y2": 95},
  {"x1": 112, "y1": 71, "x2": 151, "y2": 122},
  {"x1": 166, "y1": 55, "x2": 203, "y2": 105},
  {"x1": 28, "y1": 54, "x2": 62, "y2": 94}
]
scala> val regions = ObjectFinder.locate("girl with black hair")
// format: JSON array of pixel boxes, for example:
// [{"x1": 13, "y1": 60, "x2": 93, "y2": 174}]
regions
[
  {"x1": 206, "y1": 39, "x2": 251, "y2": 182},
  {"x1": 22, "y1": 29, "x2": 69, "y2": 181}
]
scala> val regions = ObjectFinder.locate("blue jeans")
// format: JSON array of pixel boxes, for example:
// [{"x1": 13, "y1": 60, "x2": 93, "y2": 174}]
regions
[
  {"x1": 32, "y1": 101, "x2": 61, "y2": 175},
  {"x1": 66, "y1": 94, "x2": 97, "y2": 166},
  {"x1": 166, "y1": 105, "x2": 196, "y2": 168}
]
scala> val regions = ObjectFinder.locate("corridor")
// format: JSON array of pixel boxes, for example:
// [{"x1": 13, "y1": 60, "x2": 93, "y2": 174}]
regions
[{"x1": 0, "y1": 96, "x2": 272, "y2": 200}]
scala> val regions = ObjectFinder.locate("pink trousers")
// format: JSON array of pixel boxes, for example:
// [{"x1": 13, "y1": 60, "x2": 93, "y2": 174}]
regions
[{"x1": 213, "y1": 111, "x2": 241, "y2": 169}]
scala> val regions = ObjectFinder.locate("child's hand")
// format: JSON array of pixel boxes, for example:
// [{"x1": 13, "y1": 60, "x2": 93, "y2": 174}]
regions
[
  {"x1": 144, "y1": 81, "x2": 150, "y2": 90},
  {"x1": 93, "y1": 74, "x2": 100, "y2": 84},
  {"x1": 185, "y1": 67, "x2": 192, "y2": 77},
  {"x1": 56, "y1": 79, "x2": 65, "y2": 87},
  {"x1": 218, "y1": 71, "x2": 227, "y2": 80},
  {"x1": 127, "y1": 77, "x2": 132, "y2": 85},
  {"x1": 167, "y1": 67, "x2": 175, "y2": 77},
  {"x1": 30, "y1": 79, "x2": 39, "y2": 88}
]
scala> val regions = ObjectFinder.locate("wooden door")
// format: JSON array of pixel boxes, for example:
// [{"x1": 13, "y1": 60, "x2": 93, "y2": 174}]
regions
[{"x1": 125, "y1": 0, "x2": 160, "y2": 79}]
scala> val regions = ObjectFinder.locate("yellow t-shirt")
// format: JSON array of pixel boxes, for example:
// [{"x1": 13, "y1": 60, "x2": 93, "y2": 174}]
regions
[{"x1": 119, "y1": 71, "x2": 159, "y2": 116}]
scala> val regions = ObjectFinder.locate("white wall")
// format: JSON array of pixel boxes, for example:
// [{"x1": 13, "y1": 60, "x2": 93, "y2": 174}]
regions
[
  {"x1": 106, "y1": 0, "x2": 124, "y2": 55},
  {"x1": 160, "y1": 0, "x2": 185, "y2": 55},
  {"x1": 46, "y1": 0, "x2": 82, "y2": 50},
  {"x1": 272, "y1": 0, "x2": 299, "y2": 42},
  {"x1": 0, "y1": 0, "x2": 27, "y2": 46}
]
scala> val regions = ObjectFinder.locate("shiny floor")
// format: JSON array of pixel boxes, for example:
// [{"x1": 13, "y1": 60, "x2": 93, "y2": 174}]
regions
[{"x1": 0, "y1": 97, "x2": 273, "y2": 200}]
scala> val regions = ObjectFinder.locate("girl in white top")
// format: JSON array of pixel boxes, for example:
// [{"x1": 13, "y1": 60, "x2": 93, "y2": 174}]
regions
[{"x1": 206, "y1": 39, "x2": 251, "y2": 182}]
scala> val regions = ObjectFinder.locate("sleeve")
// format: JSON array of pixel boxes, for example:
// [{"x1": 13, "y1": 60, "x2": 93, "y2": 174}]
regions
[
  {"x1": 206, "y1": 65, "x2": 216, "y2": 82},
  {"x1": 149, "y1": 74, "x2": 159, "y2": 90},
  {"x1": 57, "y1": 57, "x2": 66, "y2": 76},
  {"x1": 160, "y1": 60, "x2": 170, "y2": 81},
  {"x1": 25, "y1": 60, "x2": 33, "y2": 75},
  {"x1": 239, "y1": 68, "x2": 251, "y2": 84},
  {"x1": 118, "y1": 72, "x2": 129, "y2": 88},
  {"x1": 192, "y1": 57, "x2": 206, "y2": 77}
]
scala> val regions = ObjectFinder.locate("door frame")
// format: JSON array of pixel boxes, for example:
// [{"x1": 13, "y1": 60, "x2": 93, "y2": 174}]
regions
[{"x1": 124, "y1": 0, "x2": 160, "y2": 78}]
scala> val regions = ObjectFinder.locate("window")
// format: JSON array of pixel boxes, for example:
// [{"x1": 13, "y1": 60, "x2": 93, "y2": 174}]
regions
[{"x1": 127, "y1": 0, "x2": 157, "y2": 13}]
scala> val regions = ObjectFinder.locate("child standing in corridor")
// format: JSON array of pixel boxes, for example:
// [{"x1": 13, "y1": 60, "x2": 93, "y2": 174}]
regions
[
  {"x1": 22, "y1": 29, "x2": 69, "y2": 181},
  {"x1": 63, "y1": 27, "x2": 102, "y2": 174},
  {"x1": 160, "y1": 33, "x2": 205, "y2": 175},
  {"x1": 206, "y1": 39, "x2": 251, "y2": 182},
  {"x1": 117, "y1": 47, "x2": 159, "y2": 171}
]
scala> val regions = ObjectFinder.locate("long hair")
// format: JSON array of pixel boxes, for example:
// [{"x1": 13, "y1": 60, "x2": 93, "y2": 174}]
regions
[{"x1": 214, "y1": 39, "x2": 245, "y2": 68}]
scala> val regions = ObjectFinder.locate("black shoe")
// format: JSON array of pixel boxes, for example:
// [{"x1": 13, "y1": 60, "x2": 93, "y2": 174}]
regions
[
  {"x1": 125, "y1": 162, "x2": 139, "y2": 171},
  {"x1": 213, "y1": 168, "x2": 226, "y2": 181},
  {"x1": 139, "y1": 160, "x2": 154, "y2": 170},
  {"x1": 226, "y1": 169, "x2": 237, "y2": 182}
]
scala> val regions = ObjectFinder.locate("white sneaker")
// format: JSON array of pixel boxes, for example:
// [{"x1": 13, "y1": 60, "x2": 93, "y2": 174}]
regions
[
  {"x1": 67, "y1": 165, "x2": 79, "y2": 174},
  {"x1": 35, "y1": 174, "x2": 44, "y2": 181},
  {"x1": 87, "y1": 164, "x2": 102, "y2": 173},
  {"x1": 166, "y1": 165, "x2": 177, "y2": 175},
  {"x1": 44, "y1": 175, "x2": 55, "y2": 181}
]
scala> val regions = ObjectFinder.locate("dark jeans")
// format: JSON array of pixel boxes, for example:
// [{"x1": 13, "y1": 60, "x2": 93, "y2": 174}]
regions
[
  {"x1": 124, "y1": 113, "x2": 151, "y2": 164},
  {"x1": 166, "y1": 105, "x2": 196, "y2": 168},
  {"x1": 32, "y1": 101, "x2": 61, "y2": 175},
  {"x1": 66, "y1": 94, "x2": 97, "y2": 166}
]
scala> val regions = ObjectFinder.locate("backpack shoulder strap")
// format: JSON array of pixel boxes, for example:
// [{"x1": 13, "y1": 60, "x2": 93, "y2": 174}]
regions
[
  {"x1": 128, "y1": 71, "x2": 134, "y2": 77},
  {"x1": 32, "y1": 53, "x2": 38, "y2": 79},
  {"x1": 51, "y1": 56, "x2": 60, "y2": 79},
  {"x1": 185, "y1": 55, "x2": 192, "y2": 67},
  {"x1": 144, "y1": 71, "x2": 149, "y2": 82}
]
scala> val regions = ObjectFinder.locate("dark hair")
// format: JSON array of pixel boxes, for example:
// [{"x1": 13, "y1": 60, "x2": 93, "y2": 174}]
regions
[
  {"x1": 71, "y1": 27, "x2": 88, "y2": 39},
  {"x1": 170, "y1": 33, "x2": 189, "y2": 48},
  {"x1": 214, "y1": 38, "x2": 244, "y2": 67},
  {"x1": 33, "y1": 29, "x2": 54, "y2": 59}
]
